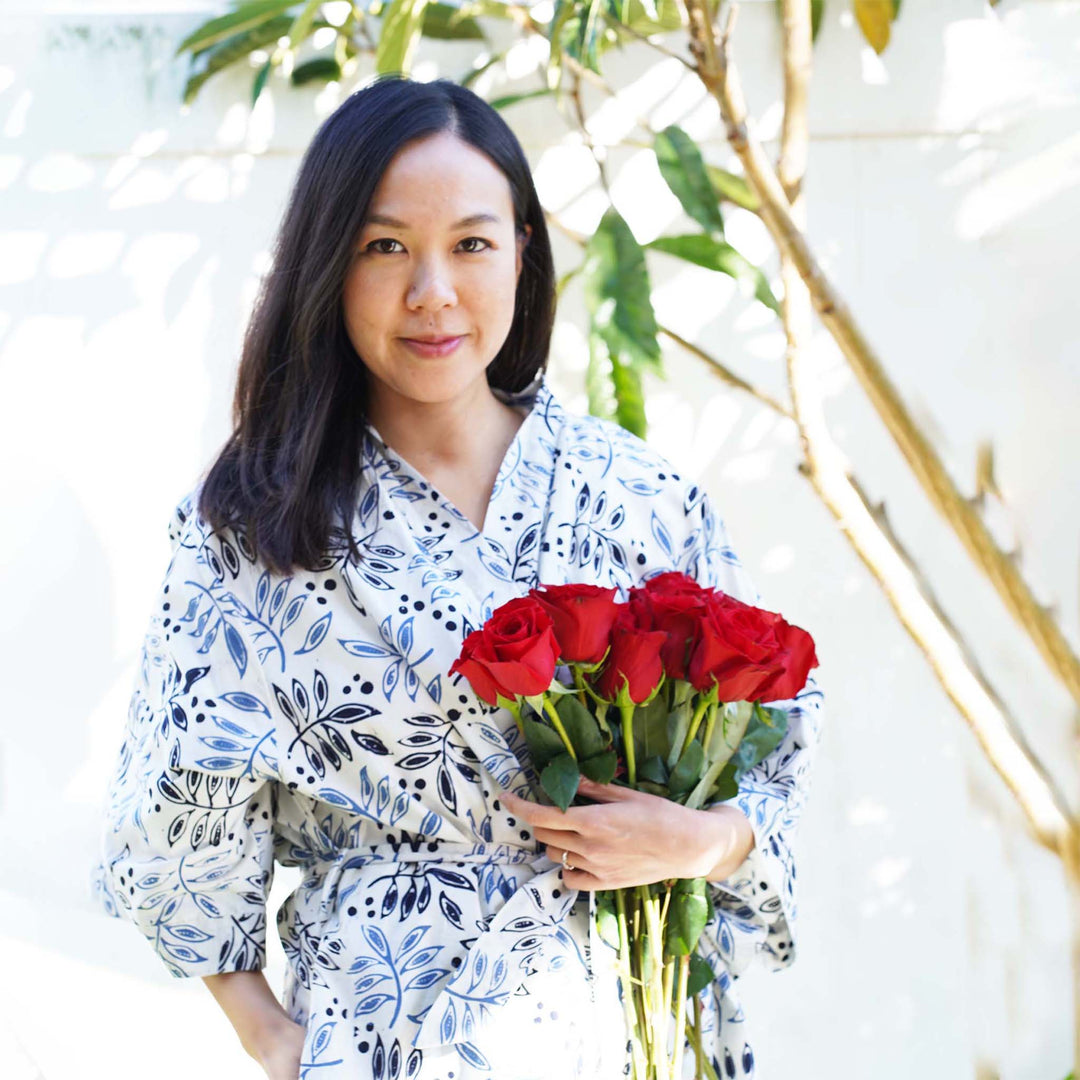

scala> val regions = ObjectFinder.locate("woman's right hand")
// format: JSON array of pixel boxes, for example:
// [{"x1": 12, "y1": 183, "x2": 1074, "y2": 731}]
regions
[{"x1": 255, "y1": 1015, "x2": 307, "y2": 1080}]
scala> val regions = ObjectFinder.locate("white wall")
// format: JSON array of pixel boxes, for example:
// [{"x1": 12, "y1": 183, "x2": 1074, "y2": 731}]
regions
[{"x1": 1, "y1": 1, "x2": 1077, "y2": 1077}]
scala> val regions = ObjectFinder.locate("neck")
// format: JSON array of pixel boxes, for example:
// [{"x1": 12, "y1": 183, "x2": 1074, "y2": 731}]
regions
[{"x1": 366, "y1": 377, "x2": 526, "y2": 469}]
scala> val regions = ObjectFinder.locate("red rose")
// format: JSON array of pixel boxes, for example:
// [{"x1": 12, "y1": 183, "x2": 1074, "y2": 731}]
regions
[
  {"x1": 528, "y1": 583, "x2": 620, "y2": 664},
  {"x1": 688, "y1": 592, "x2": 818, "y2": 701},
  {"x1": 449, "y1": 596, "x2": 560, "y2": 705},
  {"x1": 593, "y1": 607, "x2": 667, "y2": 704},
  {"x1": 628, "y1": 573, "x2": 710, "y2": 681}
]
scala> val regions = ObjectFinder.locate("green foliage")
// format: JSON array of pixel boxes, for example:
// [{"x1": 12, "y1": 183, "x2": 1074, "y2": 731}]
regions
[
  {"x1": 728, "y1": 703, "x2": 788, "y2": 780},
  {"x1": 655, "y1": 125, "x2": 725, "y2": 237},
  {"x1": 421, "y1": 1, "x2": 485, "y2": 39},
  {"x1": 663, "y1": 876, "x2": 709, "y2": 956},
  {"x1": 291, "y1": 56, "x2": 344, "y2": 85},
  {"x1": 376, "y1": 0, "x2": 430, "y2": 75},
  {"x1": 540, "y1": 752, "x2": 581, "y2": 811},
  {"x1": 175, "y1": 0, "x2": 299, "y2": 56},
  {"x1": 183, "y1": 14, "x2": 297, "y2": 105},
  {"x1": 646, "y1": 234, "x2": 780, "y2": 314}
]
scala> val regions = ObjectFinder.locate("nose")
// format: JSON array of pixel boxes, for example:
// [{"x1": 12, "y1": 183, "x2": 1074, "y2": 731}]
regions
[{"x1": 406, "y1": 256, "x2": 457, "y2": 312}]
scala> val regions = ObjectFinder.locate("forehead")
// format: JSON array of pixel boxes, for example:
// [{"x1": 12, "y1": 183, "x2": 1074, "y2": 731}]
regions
[{"x1": 367, "y1": 132, "x2": 515, "y2": 220}]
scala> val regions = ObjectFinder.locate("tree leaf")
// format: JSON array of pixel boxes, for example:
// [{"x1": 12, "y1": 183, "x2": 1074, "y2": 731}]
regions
[
  {"x1": 583, "y1": 207, "x2": 661, "y2": 374},
  {"x1": 183, "y1": 16, "x2": 296, "y2": 106},
  {"x1": 251, "y1": 56, "x2": 274, "y2": 106},
  {"x1": 288, "y1": 0, "x2": 324, "y2": 47},
  {"x1": 611, "y1": 354, "x2": 647, "y2": 438},
  {"x1": 704, "y1": 164, "x2": 759, "y2": 212},
  {"x1": 646, "y1": 233, "x2": 779, "y2": 314},
  {"x1": 637, "y1": 753, "x2": 669, "y2": 785},
  {"x1": 540, "y1": 752, "x2": 580, "y2": 812},
  {"x1": 176, "y1": 1, "x2": 299, "y2": 57},
  {"x1": 291, "y1": 56, "x2": 344, "y2": 85},
  {"x1": 489, "y1": 87, "x2": 555, "y2": 110},
  {"x1": 654, "y1": 125, "x2": 725, "y2": 236},
  {"x1": 616, "y1": 0, "x2": 682, "y2": 34},
  {"x1": 376, "y1": 0, "x2": 431, "y2": 76},
  {"x1": 421, "y1": 1, "x2": 485, "y2": 39},
  {"x1": 853, "y1": 0, "x2": 892, "y2": 54}
]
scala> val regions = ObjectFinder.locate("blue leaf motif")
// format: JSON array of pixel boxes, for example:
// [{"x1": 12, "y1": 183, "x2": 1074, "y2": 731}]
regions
[
  {"x1": 310, "y1": 1020, "x2": 334, "y2": 1062},
  {"x1": 354, "y1": 994, "x2": 393, "y2": 1017},
  {"x1": 223, "y1": 622, "x2": 248, "y2": 676},
  {"x1": 397, "y1": 616, "x2": 414, "y2": 656},
  {"x1": 401, "y1": 945, "x2": 440, "y2": 972},
  {"x1": 404, "y1": 968, "x2": 449, "y2": 991},
  {"x1": 397, "y1": 925, "x2": 427, "y2": 957},
  {"x1": 165, "y1": 924, "x2": 213, "y2": 943},
  {"x1": 362, "y1": 925, "x2": 392, "y2": 962},
  {"x1": 651, "y1": 510, "x2": 673, "y2": 557},
  {"x1": 297, "y1": 612, "x2": 332, "y2": 655},
  {"x1": 458, "y1": 1043, "x2": 491, "y2": 1070},
  {"x1": 281, "y1": 595, "x2": 306, "y2": 632},
  {"x1": 339, "y1": 639, "x2": 395, "y2": 659},
  {"x1": 440, "y1": 1000, "x2": 457, "y2": 1044}
]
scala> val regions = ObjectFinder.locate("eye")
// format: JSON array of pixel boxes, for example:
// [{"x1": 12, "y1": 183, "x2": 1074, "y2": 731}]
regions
[
  {"x1": 365, "y1": 238, "x2": 404, "y2": 255},
  {"x1": 458, "y1": 237, "x2": 492, "y2": 253}
]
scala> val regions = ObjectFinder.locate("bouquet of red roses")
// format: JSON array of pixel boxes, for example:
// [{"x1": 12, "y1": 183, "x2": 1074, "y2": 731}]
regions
[{"x1": 449, "y1": 572, "x2": 818, "y2": 1080}]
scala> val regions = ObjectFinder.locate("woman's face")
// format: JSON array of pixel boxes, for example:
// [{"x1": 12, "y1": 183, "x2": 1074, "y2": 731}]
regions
[{"x1": 342, "y1": 130, "x2": 531, "y2": 412}]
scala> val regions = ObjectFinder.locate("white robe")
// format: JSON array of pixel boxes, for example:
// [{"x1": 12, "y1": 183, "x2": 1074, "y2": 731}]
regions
[{"x1": 93, "y1": 371, "x2": 824, "y2": 1079}]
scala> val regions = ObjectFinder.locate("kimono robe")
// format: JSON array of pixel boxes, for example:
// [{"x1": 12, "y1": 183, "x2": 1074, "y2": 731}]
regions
[{"x1": 93, "y1": 371, "x2": 824, "y2": 1080}]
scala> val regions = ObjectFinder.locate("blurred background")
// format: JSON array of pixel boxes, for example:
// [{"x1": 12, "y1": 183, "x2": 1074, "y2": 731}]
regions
[{"x1": 1, "y1": 1, "x2": 1078, "y2": 1077}]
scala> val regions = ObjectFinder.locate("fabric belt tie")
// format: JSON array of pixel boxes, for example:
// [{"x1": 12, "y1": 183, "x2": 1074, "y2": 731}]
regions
[{"x1": 302, "y1": 840, "x2": 589, "y2": 1051}]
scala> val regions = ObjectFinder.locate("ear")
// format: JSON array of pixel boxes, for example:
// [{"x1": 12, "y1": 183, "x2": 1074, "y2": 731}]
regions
[{"x1": 515, "y1": 224, "x2": 532, "y2": 281}]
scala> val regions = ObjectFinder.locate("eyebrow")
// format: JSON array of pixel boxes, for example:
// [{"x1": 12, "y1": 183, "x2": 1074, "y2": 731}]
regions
[{"x1": 363, "y1": 212, "x2": 502, "y2": 230}]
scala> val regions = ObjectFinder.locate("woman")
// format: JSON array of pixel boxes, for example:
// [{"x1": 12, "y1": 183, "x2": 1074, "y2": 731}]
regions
[{"x1": 93, "y1": 75, "x2": 824, "y2": 1080}]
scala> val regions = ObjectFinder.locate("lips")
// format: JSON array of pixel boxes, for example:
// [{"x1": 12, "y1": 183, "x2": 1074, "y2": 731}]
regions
[{"x1": 400, "y1": 334, "x2": 466, "y2": 357}]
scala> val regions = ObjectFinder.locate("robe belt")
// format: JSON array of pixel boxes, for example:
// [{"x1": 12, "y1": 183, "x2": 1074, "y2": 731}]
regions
[{"x1": 301, "y1": 839, "x2": 588, "y2": 1050}]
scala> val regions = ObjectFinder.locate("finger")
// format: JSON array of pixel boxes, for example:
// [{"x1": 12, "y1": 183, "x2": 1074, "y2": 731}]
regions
[
  {"x1": 502, "y1": 790, "x2": 596, "y2": 830},
  {"x1": 576, "y1": 777, "x2": 647, "y2": 801},
  {"x1": 533, "y1": 823, "x2": 585, "y2": 847}
]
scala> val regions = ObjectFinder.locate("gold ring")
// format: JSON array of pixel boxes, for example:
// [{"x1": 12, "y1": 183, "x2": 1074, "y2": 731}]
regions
[{"x1": 560, "y1": 848, "x2": 575, "y2": 872}]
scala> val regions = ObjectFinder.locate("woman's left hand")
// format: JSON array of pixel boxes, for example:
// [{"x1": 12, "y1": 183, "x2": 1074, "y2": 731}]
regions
[{"x1": 501, "y1": 776, "x2": 733, "y2": 890}]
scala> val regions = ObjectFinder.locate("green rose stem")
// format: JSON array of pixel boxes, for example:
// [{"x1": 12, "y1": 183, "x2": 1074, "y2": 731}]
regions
[
  {"x1": 541, "y1": 695, "x2": 578, "y2": 760},
  {"x1": 686, "y1": 1004, "x2": 719, "y2": 1080},
  {"x1": 500, "y1": 696, "x2": 525, "y2": 738},
  {"x1": 637, "y1": 885, "x2": 669, "y2": 1076},
  {"x1": 620, "y1": 701, "x2": 637, "y2": 785},
  {"x1": 679, "y1": 683, "x2": 719, "y2": 760},
  {"x1": 615, "y1": 889, "x2": 649, "y2": 1078},
  {"x1": 669, "y1": 954, "x2": 691, "y2": 1079}
]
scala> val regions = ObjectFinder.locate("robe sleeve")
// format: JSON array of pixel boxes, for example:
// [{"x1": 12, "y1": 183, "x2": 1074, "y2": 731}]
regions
[
  {"x1": 677, "y1": 481, "x2": 826, "y2": 974},
  {"x1": 92, "y1": 493, "x2": 282, "y2": 978}
]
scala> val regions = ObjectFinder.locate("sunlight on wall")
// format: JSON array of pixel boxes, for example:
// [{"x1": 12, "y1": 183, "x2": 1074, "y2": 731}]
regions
[{"x1": 46, "y1": 230, "x2": 125, "y2": 278}]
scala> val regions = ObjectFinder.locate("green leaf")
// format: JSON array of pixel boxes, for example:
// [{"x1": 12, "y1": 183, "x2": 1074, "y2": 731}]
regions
[
  {"x1": 664, "y1": 877, "x2": 709, "y2": 956},
  {"x1": 685, "y1": 952, "x2": 715, "y2": 997},
  {"x1": 176, "y1": 1, "x2": 299, "y2": 57},
  {"x1": 668, "y1": 738, "x2": 704, "y2": 795},
  {"x1": 617, "y1": 0, "x2": 682, "y2": 34},
  {"x1": 545, "y1": 0, "x2": 578, "y2": 91},
  {"x1": 729, "y1": 704, "x2": 788, "y2": 779},
  {"x1": 291, "y1": 55, "x2": 343, "y2": 85},
  {"x1": 646, "y1": 233, "x2": 780, "y2": 314},
  {"x1": 611, "y1": 355, "x2": 647, "y2": 438},
  {"x1": 633, "y1": 694, "x2": 670, "y2": 761},
  {"x1": 583, "y1": 207, "x2": 661, "y2": 375},
  {"x1": 251, "y1": 55, "x2": 274, "y2": 105},
  {"x1": 489, "y1": 87, "x2": 555, "y2": 110},
  {"x1": 637, "y1": 754, "x2": 669, "y2": 785},
  {"x1": 595, "y1": 893, "x2": 621, "y2": 948},
  {"x1": 704, "y1": 164, "x2": 759, "y2": 212},
  {"x1": 556, "y1": 694, "x2": 608, "y2": 759},
  {"x1": 376, "y1": 0, "x2": 430, "y2": 75},
  {"x1": 540, "y1": 752, "x2": 581, "y2": 812},
  {"x1": 421, "y1": 1, "x2": 485, "y2": 38},
  {"x1": 460, "y1": 49, "x2": 506, "y2": 88},
  {"x1": 853, "y1": 0, "x2": 892, "y2": 53},
  {"x1": 705, "y1": 760, "x2": 739, "y2": 803},
  {"x1": 288, "y1": 0, "x2": 323, "y2": 46},
  {"x1": 580, "y1": 748, "x2": 618, "y2": 783},
  {"x1": 521, "y1": 715, "x2": 569, "y2": 770},
  {"x1": 654, "y1": 125, "x2": 725, "y2": 236},
  {"x1": 183, "y1": 15, "x2": 296, "y2": 106}
]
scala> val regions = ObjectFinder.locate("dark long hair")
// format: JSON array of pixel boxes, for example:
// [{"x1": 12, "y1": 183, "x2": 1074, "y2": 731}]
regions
[{"x1": 197, "y1": 74, "x2": 556, "y2": 577}]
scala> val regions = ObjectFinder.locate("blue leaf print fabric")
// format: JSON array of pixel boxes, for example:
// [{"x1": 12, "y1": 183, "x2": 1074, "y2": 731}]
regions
[{"x1": 92, "y1": 370, "x2": 824, "y2": 1079}]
